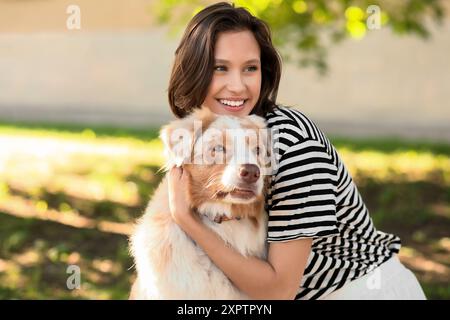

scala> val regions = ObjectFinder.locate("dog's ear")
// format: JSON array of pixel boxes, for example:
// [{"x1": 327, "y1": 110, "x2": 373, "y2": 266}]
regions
[
  {"x1": 160, "y1": 117, "x2": 196, "y2": 169},
  {"x1": 160, "y1": 107, "x2": 216, "y2": 169}
]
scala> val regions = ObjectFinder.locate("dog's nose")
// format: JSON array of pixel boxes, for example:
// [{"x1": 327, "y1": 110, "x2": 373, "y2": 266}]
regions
[{"x1": 239, "y1": 164, "x2": 260, "y2": 184}]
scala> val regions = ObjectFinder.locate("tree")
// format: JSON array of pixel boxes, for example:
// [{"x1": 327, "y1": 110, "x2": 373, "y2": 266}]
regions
[{"x1": 151, "y1": 0, "x2": 445, "y2": 74}]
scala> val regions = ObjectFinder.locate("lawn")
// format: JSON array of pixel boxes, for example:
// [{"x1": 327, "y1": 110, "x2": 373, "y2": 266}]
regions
[{"x1": 0, "y1": 122, "x2": 449, "y2": 299}]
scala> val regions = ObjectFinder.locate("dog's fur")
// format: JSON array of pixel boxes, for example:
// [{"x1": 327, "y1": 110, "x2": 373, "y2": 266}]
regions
[{"x1": 129, "y1": 107, "x2": 270, "y2": 299}]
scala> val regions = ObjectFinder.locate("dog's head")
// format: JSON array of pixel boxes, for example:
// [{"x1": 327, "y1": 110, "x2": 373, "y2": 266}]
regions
[{"x1": 160, "y1": 107, "x2": 272, "y2": 214}]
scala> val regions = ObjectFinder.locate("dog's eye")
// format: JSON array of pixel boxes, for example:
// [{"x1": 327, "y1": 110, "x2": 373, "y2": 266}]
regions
[{"x1": 212, "y1": 145, "x2": 225, "y2": 153}]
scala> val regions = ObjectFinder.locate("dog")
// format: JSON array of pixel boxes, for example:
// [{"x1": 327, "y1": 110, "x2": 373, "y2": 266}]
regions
[{"x1": 129, "y1": 106, "x2": 272, "y2": 299}]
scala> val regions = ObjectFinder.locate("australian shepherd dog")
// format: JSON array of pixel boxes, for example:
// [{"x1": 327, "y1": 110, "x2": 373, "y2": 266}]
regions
[{"x1": 129, "y1": 107, "x2": 272, "y2": 299}]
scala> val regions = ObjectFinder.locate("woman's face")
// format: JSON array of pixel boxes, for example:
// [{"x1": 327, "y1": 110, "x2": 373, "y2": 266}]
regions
[{"x1": 203, "y1": 30, "x2": 262, "y2": 117}]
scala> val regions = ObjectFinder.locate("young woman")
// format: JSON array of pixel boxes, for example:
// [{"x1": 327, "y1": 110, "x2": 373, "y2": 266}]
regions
[{"x1": 165, "y1": 2, "x2": 426, "y2": 300}]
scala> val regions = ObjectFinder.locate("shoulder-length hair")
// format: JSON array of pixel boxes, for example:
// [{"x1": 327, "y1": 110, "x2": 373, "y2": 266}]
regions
[{"x1": 168, "y1": 2, "x2": 282, "y2": 118}]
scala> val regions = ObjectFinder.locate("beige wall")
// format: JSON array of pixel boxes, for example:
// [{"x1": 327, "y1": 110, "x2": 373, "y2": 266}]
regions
[
  {"x1": 0, "y1": 1, "x2": 449, "y2": 141},
  {"x1": 0, "y1": 0, "x2": 156, "y2": 32}
]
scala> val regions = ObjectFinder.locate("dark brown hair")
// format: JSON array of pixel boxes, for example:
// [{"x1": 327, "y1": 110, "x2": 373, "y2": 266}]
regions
[{"x1": 168, "y1": 2, "x2": 282, "y2": 118}]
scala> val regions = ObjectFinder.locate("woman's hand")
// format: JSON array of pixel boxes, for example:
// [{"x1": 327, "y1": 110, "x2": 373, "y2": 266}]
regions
[{"x1": 167, "y1": 166, "x2": 199, "y2": 229}]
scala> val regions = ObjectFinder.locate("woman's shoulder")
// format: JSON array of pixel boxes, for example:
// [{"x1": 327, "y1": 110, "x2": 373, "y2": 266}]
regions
[
  {"x1": 264, "y1": 104, "x2": 322, "y2": 143},
  {"x1": 265, "y1": 104, "x2": 314, "y2": 127},
  {"x1": 265, "y1": 104, "x2": 297, "y2": 120}
]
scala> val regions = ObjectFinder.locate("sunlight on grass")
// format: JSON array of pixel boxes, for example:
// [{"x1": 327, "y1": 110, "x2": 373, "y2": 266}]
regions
[
  {"x1": 399, "y1": 246, "x2": 448, "y2": 277},
  {"x1": 339, "y1": 148, "x2": 450, "y2": 183},
  {"x1": 0, "y1": 131, "x2": 165, "y2": 217}
]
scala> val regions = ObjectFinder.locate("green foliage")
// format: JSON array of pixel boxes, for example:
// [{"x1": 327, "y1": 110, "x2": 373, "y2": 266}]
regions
[{"x1": 152, "y1": 0, "x2": 445, "y2": 73}]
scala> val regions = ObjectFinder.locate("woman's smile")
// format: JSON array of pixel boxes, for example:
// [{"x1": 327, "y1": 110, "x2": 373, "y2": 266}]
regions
[{"x1": 215, "y1": 98, "x2": 249, "y2": 113}]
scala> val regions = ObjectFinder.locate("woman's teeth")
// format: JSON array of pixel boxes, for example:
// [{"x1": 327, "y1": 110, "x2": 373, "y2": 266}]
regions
[{"x1": 219, "y1": 99, "x2": 245, "y2": 107}]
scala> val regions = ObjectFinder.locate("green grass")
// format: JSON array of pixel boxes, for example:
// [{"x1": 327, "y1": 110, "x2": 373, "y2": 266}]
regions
[
  {"x1": 331, "y1": 136, "x2": 450, "y2": 157},
  {"x1": 0, "y1": 122, "x2": 449, "y2": 299},
  {"x1": 0, "y1": 121, "x2": 160, "y2": 141}
]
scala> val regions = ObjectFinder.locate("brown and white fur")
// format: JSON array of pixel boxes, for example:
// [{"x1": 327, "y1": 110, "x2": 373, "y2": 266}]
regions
[{"x1": 129, "y1": 107, "x2": 271, "y2": 299}]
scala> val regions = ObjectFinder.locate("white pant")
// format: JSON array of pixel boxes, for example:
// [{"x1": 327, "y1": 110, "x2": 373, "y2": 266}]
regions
[{"x1": 323, "y1": 255, "x2": 426, "y2": 300}]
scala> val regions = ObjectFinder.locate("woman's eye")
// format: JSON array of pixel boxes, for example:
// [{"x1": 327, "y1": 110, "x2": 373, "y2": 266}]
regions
[
  {"x1": 214, "y1": 65, "x2": 258, "y2": 72},
  {"x1": 214, "y1": 65, "x2": 226, "y2": 72},
  {"x1": 245, "y1": 65, "x2": 258, "y2": 72}
]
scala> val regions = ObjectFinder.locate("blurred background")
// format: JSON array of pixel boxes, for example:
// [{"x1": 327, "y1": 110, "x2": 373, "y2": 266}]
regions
[{"x1": 0, "y1": 0, "x2": 449, "y2": 299}]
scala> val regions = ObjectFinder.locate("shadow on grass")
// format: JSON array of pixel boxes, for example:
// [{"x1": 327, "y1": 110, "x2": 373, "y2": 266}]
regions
[
  {"x1": 6, "y1": 164, "x2": 164, "y2": 223},
  {"x1": 0, "y1": 163, "x2": 165, "y2": 299},
  {"x1": 0, "y1": 212, "x2": 133, "y2": 299}
]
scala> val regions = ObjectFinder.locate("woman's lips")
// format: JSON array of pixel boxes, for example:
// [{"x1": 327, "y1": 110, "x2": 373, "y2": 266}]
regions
[{"x1": 216, "y1": 99, "x2": 248, "y2": 112}]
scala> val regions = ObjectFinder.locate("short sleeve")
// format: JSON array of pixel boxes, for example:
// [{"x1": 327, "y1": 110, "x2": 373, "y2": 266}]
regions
[{"x1": 267, "y1": 138, "x2": 340, "y2": 242}]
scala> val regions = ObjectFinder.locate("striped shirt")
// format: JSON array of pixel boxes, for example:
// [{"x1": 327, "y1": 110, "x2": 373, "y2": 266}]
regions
[{"x1": 264, "y1": 105, "x2": 401, "y2": 300}]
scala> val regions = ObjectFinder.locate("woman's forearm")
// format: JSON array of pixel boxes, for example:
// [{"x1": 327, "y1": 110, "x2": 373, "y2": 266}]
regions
[{"x1": 182, "y1": 217, "x2": 288, "y2": 300}]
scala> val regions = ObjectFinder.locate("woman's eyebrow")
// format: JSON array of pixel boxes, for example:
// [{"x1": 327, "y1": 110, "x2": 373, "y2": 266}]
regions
[{"x1": 214, "y1": 58, "x2": 260, "y2": 64}]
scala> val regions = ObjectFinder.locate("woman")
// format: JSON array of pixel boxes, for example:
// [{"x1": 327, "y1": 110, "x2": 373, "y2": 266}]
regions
[{"x1": 165, "y1": 2, "x2": 426, "y2": 300}]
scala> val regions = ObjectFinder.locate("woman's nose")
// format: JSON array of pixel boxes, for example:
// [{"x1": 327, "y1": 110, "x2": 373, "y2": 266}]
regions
[{"x1": 226, "y1": 72, "x2": 246, "y2": 93}]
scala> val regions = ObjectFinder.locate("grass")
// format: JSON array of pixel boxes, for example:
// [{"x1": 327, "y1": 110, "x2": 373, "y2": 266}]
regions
[{"x1": 0, "y1": 122, "x2": 449, "y2": 299}]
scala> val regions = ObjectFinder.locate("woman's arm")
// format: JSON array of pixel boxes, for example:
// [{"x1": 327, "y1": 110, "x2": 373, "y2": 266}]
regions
[
  {"x1": 186, "y1": 219, "x2": 312, "y2": 299},
  {"x1": 168, "y1": 167, "x2": 312, "y2": 300}
]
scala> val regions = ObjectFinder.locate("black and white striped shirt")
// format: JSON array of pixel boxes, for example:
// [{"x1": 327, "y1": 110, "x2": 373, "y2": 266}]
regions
[{"x1": 264, "y1": 105, "x2": 401, "y2": 300}]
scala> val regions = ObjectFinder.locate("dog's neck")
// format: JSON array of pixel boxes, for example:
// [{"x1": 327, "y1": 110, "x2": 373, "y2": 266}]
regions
[{"x1": 194, "y1": 202, "x2": 243, "y2": 224}]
